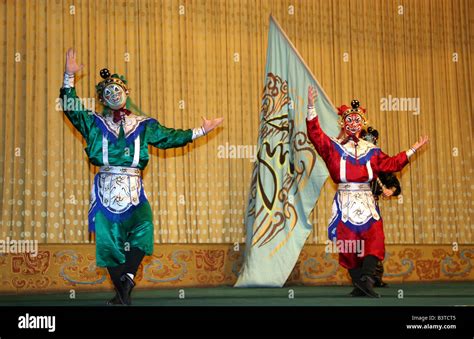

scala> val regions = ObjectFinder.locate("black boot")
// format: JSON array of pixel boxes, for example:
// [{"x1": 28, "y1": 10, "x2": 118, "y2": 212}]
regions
[
  {"x1": 114, "y1": 247, "x2": 145, "y2": 305},
  {"x1": 373, "y1": 261, "x2": 388, "y2": 287},
  {"x1": 118, "y1": 274, "x2": 136, "y2": 306},
  {"x1": 350, "y1": 287, "x2": 366, "y2": 297},
  {"x1": 348, "y1": 268, "x2": 365, "y2": 297},
  {"x1": 106, "y1": 291, "x2": 122, "y2": 305},
  {"x1": 354, "y1": 255, "x2": 381, "y2": 298},
  {"x1": 106, "y1": 248, "x2": 144, "y2": 306},
  {"x1": 354, "y1": 275, "x2": 380, "y2": 298},
  {"x1": 106, "y1": 265, "x2": 126, "y2": 306},
  {"x1": 106, "y1": 275, "x2": 136, "y2": 306}
]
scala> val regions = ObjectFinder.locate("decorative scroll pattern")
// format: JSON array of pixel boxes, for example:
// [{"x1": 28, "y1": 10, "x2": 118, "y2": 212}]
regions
[
  {"x1": 0, "y1": 244, "x2": 472, "y2": 293},
  {"x1": 248, "y1": 73, "x2": 318, "y2": 252},
  {"x1": 55, "y1": 250, "x2": 107, "y2": 285}
]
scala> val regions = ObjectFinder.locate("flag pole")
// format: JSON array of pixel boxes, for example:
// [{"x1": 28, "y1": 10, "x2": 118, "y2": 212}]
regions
[{"x1": 269, "y1": 14, "x2": 337, "y2": 111}]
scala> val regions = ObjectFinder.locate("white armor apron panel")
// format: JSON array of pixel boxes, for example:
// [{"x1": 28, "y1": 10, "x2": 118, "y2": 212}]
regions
[
  {"x1": 327, "y1": 182, "x2": 381, "y2": 240},
  {"x1": 337, "y1": 183, "x2": 380, "y2": 225},
  {"x1": 90, "y1": 166, "x2": 143, "y2": 215}
]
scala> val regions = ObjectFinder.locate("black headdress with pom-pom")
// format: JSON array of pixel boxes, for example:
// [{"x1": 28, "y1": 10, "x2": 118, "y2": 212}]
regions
[
  {"x1": 361, "y1": 126, "x2": 379, "y2": 145},
  {"x1": 95, "y1": 68, "x2": 129, "y2": 103}
]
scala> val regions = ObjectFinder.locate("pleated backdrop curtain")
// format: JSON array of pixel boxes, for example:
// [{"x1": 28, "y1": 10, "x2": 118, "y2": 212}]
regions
[{"x1": 0, "y1": 0, "x2": 472, "y2": 245}]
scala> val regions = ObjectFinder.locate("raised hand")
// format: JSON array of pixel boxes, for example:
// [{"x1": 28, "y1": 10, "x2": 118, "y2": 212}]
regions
[
  {"x1": 411, "y1": 136, "x2": 429, "y2": 152},
  {"x1": 308, "y1": 85, "x2": 318, "y2": 107},
  {"x1": 202, "y1": 116, "x2": 224, "y2": 134},
  {"x1": 65, "y1": 48, "x2": 85, "y2": 75}
]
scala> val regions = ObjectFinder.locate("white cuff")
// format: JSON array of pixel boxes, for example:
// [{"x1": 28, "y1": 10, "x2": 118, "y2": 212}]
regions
[
  {"x1": 307, "y1": 106, "x2": 317, "y2": 121},
  {"x1": 192, "y1": 126, "x2": 206, "y2": 140},
  {"x1": 63, "y1": 73, "x2": 74, "y2": 88},
  {"x1": 406, "y1": 148, "x2": 415, "y2": 159}
]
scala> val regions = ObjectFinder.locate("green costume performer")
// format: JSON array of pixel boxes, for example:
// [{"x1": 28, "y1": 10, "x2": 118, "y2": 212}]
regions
[{"x1": 60, "y1": 48, "x2": 223, "y2": 305}]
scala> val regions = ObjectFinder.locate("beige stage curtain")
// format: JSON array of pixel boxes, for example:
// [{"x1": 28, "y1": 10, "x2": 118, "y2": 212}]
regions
[{"x1": 0, "y1": 0, "x2": 472, "y2": 245}]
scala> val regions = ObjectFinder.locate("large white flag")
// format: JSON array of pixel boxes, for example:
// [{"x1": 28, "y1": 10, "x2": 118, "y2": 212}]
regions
[{"x1": 235, "y1": 15, "x2": 340, "y2": 287}]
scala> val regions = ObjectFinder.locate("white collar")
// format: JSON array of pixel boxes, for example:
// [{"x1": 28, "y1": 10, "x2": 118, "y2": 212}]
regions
[
  {"x1": 94, "y1": 112, "x2": 151, "y2": 139},
  {"x1": 331, "y1": 136, "x2": 378, "y2": 159}
]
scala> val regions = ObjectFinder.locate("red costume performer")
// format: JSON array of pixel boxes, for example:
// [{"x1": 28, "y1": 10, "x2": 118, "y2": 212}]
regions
[{"x1": 306, "y1": 86, "x2": 428, "y2": 297}]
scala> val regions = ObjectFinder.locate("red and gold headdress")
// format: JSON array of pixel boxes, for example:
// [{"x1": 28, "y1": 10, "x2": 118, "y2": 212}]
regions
[{"x1": 337, "y1": 99, "x2": 368, "y2": 127}]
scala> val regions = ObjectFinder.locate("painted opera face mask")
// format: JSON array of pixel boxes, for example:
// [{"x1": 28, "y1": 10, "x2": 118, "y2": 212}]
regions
[
  {"x1": 344, "y1": 113, "x2": 363, "y2": 137},
  {"x1": 102, "y1": 83, "x2": 127, "y2": 110}
]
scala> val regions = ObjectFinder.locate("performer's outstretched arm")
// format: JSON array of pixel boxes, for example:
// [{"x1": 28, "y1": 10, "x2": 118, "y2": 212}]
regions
[
  {"x1": 305, "y1": 86, "x2": 333, "y2": 162},
  {"x1": 60, "y1": 48, "x2": 94, "y2": 139},
  {"x1": 146, "y1": 120, "x2": 193, "y2": 149},
  {"x1": 376, "y1": 135, "x2": 429, "y2": 173},
  {"x1": 147, "y1": 116, "x2": 224, "y2": 149}
]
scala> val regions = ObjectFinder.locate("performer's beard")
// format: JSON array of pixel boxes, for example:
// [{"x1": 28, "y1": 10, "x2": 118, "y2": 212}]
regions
[{"x1": 103, "y1": 83, "x2": 127, "y2": 110}]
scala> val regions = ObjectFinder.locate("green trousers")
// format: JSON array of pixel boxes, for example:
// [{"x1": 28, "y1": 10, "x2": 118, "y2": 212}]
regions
[{"x1": 95, "y1": 201, "x2": 154, "y2": 267}]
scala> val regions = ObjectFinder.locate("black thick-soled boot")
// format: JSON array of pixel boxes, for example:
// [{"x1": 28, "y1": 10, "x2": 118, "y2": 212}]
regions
[
  {"x1": 106, "y1": 265, "x2": 126, "y2": 306},
  {"x1": 350, "y1": 284, "x2": 366, "y2": 297},
  {"x1": 373, "y1": 261, "x2": 388, "y2": 287},
  {"x1": 116, "y1": 247, "x2": 145, "y2": 306},
  {"x1": 348, "y1": 268, "x2": 365, "y2": 297},
  {"x1": 350, "y1": 287, "x2": 366, "y2": 297},
  {"x1": 107, "y1": 291, "x2": 121, "y2": 305},
  {"x1": 356, "y1": 275, "x2": 380, "y2": 298},
  {"x1": 107, "y1": 248, "x2": 144, "y2": 306},
  {"x1": 354, "y1": 255, "x2": 380, "y2": 298},
  {"x1": 119, "y1": 274, "x2": 136, "y2": 306}
]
